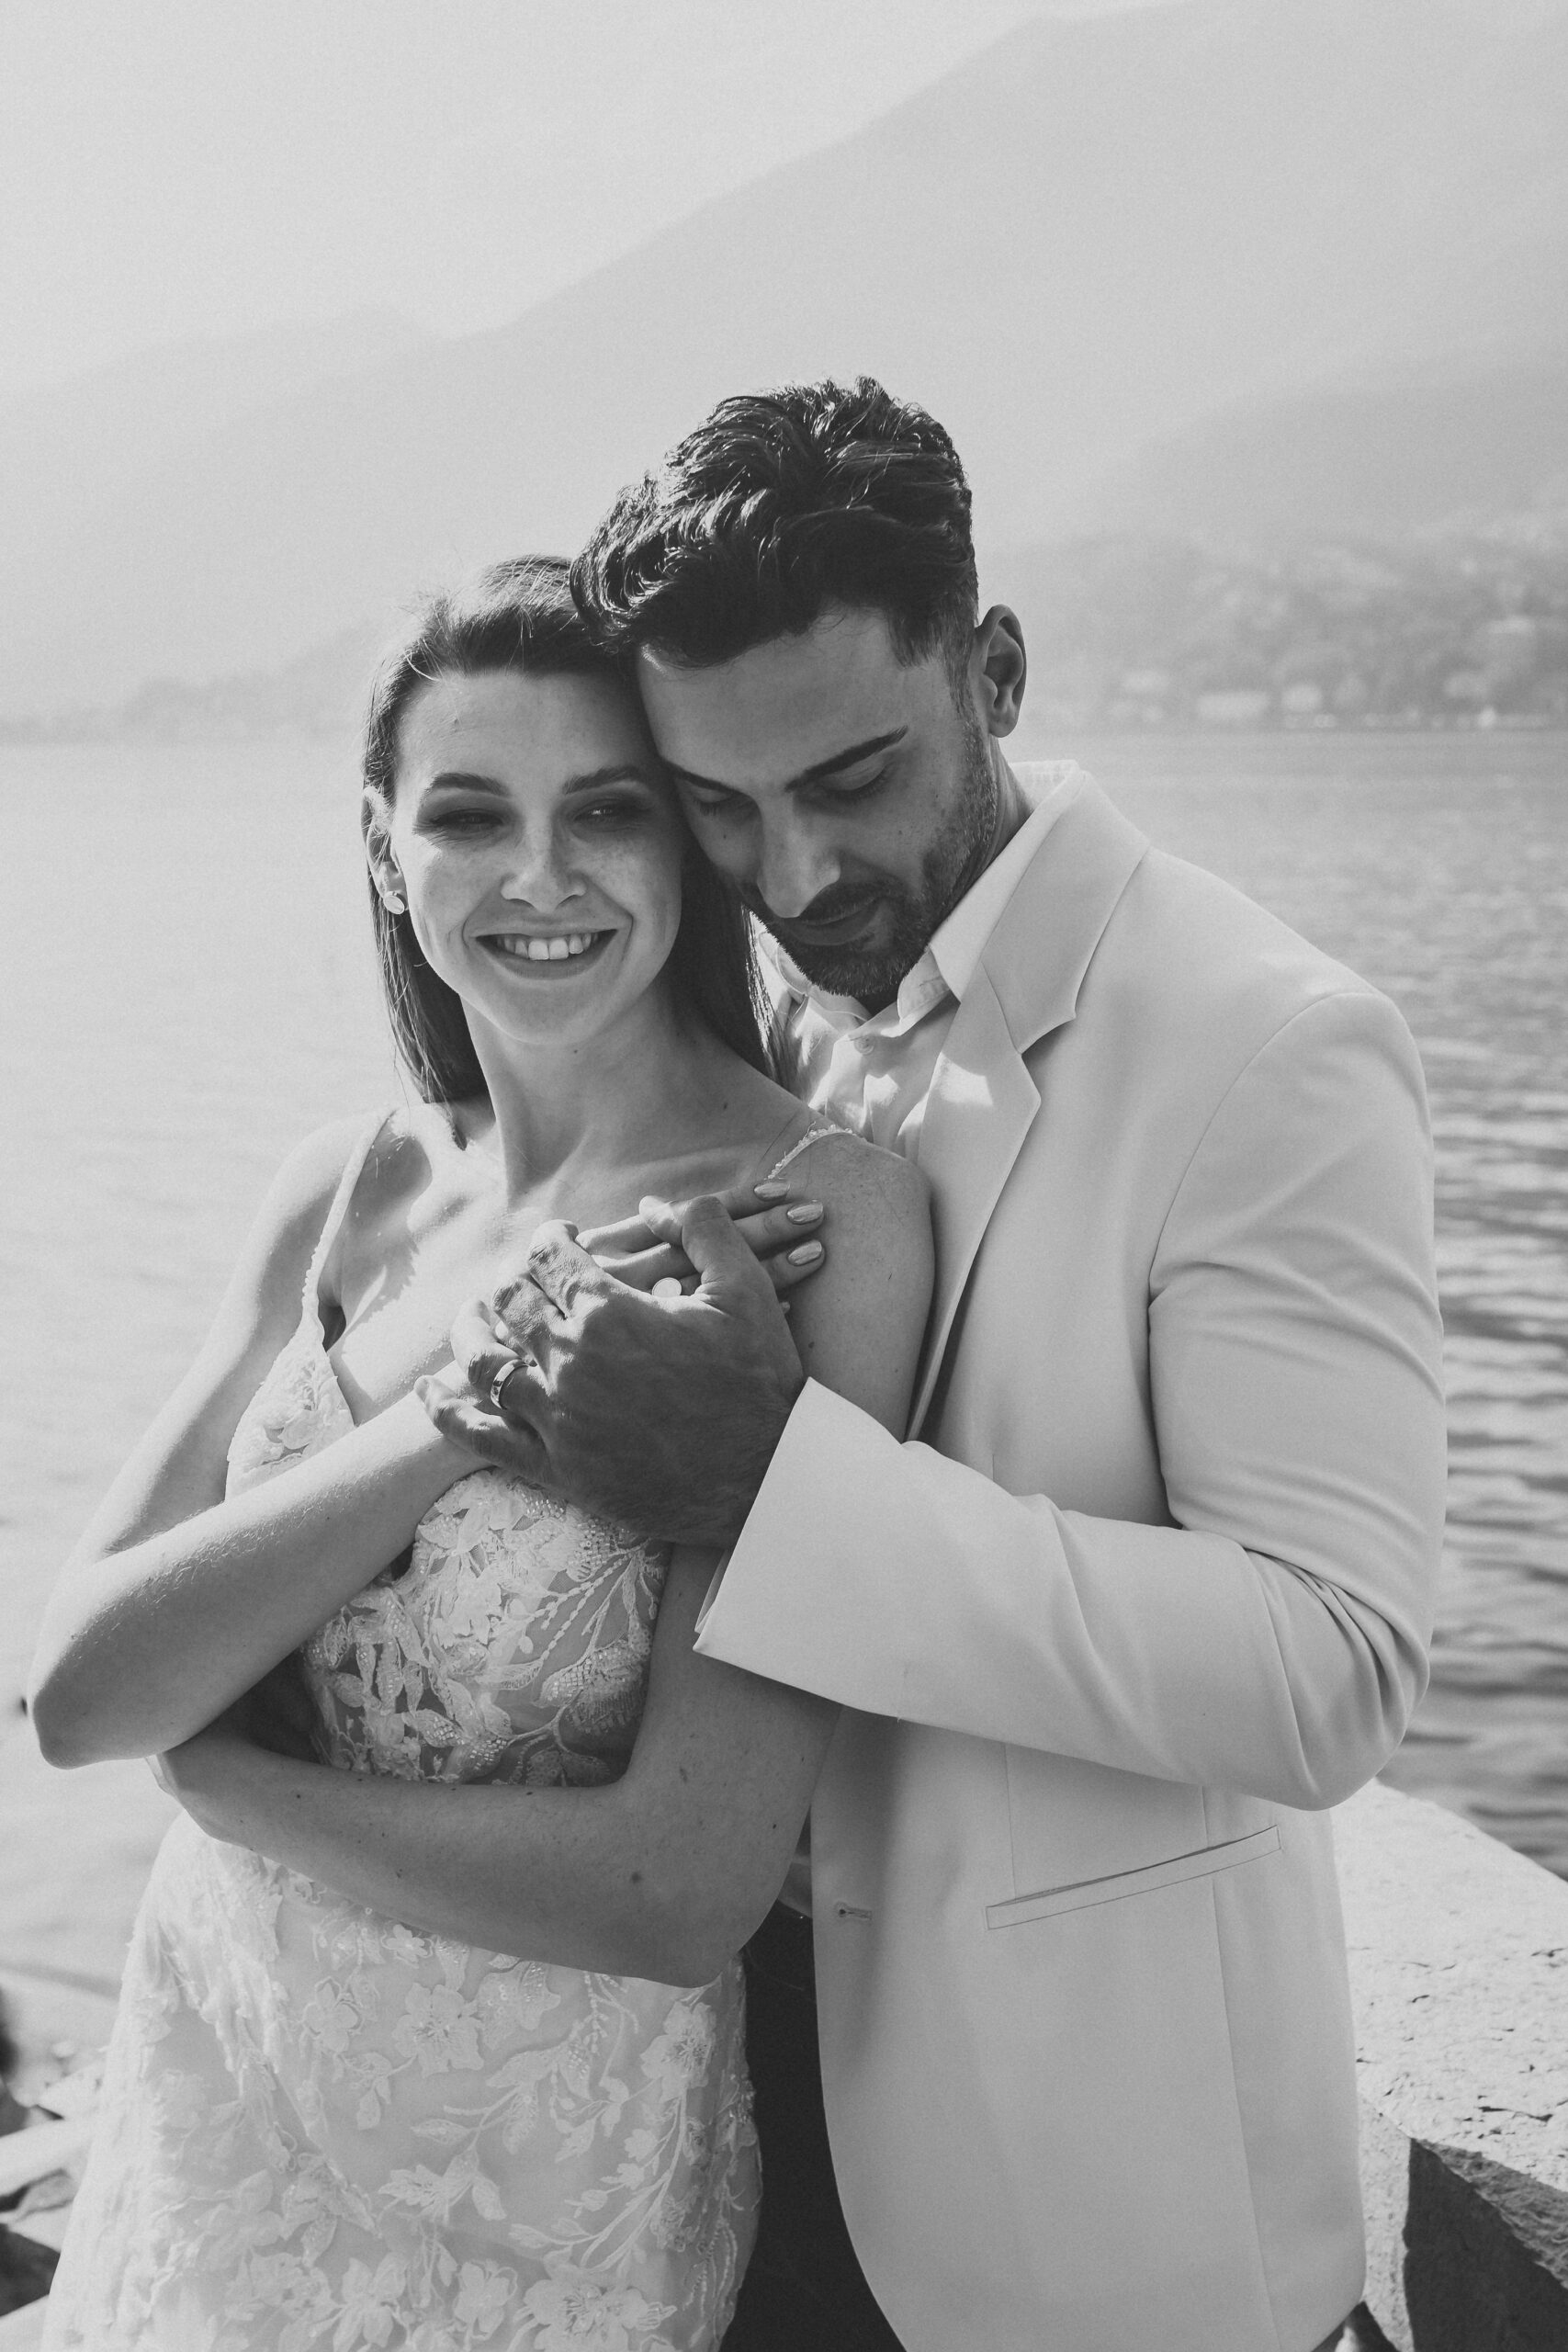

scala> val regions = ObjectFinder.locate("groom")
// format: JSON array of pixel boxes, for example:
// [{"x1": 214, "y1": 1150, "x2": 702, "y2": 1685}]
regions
[{"x1": 437, "y1": 379, "x2": 1448, "y2": 2352}]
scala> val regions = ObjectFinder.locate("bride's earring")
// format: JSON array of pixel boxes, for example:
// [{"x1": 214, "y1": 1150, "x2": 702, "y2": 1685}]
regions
[{"x1": 381, "y1": 880, "x2": 406, "y2": 915}]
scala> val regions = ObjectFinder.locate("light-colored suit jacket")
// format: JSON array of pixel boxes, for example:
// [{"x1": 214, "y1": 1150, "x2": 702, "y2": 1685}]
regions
[{"x1": 695, "y1": 770, "x2": 1447, "y2": 2352}]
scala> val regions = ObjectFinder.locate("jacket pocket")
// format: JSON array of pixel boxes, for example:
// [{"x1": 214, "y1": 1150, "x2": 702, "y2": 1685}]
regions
[{"x1": 985, "y1": 1824, "x2": 1280, "y2": 1929}]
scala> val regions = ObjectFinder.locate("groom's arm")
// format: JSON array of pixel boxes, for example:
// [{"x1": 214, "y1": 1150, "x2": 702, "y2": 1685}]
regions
[{"x1": 695, "y1": 989, "x2": 1448, "y2": 1809}]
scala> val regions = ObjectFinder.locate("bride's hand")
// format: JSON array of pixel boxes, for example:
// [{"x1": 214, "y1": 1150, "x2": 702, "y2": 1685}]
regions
[
  {"x1": 423, "y1": 1185, "x2": 829, "y2": 1498},
  {"x1": 579, "y1": 1175, "x2": 827, "y2": 1299}
]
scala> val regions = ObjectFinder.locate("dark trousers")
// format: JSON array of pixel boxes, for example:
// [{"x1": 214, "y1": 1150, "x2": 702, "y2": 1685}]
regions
[{"x1": 723, "y1": 1904, "x2": 905, "y2": 2351}]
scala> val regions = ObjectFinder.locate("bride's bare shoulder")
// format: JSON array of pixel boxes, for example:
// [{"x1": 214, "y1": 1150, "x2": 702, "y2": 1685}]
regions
[
  {"x1": 323, "y1": 1098, "x2": 497, "y2": 1304},
  {"x1": 201, "y1": 1112, "x2": 387, "y2": 1348},
  {"x1": 245, "y1": 1100, "x2": 469, "y2": 1323},
  {"x1": 782, "y1": 1122, "x2": 931, "y2": 1241},
  {"x1": 777, "y1": 1127, "x2": 932, "y2": 1433},
  {"x1": 247, "y1": 1114, "x2": 381, "y2": 1272}
]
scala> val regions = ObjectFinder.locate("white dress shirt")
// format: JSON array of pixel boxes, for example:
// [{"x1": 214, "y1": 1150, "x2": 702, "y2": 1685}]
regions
[{"x1": 761, "y1": 762, "x2": 1088, "y2": 1159}]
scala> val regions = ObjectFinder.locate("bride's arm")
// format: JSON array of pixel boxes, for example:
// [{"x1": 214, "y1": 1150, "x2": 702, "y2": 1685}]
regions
[
  {"x1": 28, "y1": 1122, "x2": 471, "y2": 1769},
  {"x1": 162, "y1": 1549, "x2": 827, "y2": 1983},
  {"x1": 157, "y1": 1140, "x2": 933, "y2": 1984}
]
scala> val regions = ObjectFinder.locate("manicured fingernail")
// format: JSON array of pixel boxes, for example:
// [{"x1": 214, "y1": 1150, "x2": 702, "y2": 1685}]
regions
[
  {"x1": 787, "y1": 1240, "x2": 823, "y2": 1263},
  {"x1": 753, "y1": 1182, "x2": 789, "y2": 1199},
  {"x1": 492, "y1": 1322, "x2": 509, "y2": 1342},
  {"x1": 785, "y1": 1203, "x2": 822, "y2": 1224}
]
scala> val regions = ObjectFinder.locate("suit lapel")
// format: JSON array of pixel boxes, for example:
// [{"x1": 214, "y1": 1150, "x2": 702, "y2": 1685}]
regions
[
  {"x1": 908, "y1": 971, "x2": 1040, "y2": 1435},
  {"x1": 907, "y1": 777, "x2": 1149, "y2": 1437}
]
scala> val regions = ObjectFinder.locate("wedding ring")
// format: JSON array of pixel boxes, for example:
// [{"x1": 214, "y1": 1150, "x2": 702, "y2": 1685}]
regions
[{"x1": 487, "y1": 1356, "x2": 522, "y2": 1415}]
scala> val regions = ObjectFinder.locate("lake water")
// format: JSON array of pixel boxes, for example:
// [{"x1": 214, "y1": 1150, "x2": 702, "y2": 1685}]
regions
[{"x1": 2, "y1": 730, "x2": 1565, "y2": 2001}]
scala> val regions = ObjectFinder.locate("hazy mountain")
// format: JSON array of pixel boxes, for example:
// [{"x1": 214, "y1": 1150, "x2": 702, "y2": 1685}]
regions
[
  {"x1": 1071, "y1": 353, "x2": 1568, "y2": 545},
  {"x1": 5, "y1": 0, "x2": 1566, "y2": 713},
  {"x1": 0, "y1": 311, "x2": 432, "y2": 582}
]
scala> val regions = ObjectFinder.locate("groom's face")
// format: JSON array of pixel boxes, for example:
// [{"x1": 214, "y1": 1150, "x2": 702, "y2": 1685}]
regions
[{"x1": 637, "y1": 605, "x2": 998, "y2": 1012}]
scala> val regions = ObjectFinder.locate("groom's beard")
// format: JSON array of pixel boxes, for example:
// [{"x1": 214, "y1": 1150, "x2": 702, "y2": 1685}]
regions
[{"x1": 749, "y1": 706, "x2": 998, "y2": 1012}]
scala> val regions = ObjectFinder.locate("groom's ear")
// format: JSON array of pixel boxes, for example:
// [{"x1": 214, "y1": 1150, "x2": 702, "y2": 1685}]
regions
[{"x1": 972, "y1": 605, "x2": 1027, "y2": 739}]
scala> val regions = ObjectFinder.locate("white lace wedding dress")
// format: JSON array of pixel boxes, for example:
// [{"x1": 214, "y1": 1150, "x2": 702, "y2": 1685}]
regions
[{"x1": 43, "y1": 1128, "x2": 759, "y2": 2352}]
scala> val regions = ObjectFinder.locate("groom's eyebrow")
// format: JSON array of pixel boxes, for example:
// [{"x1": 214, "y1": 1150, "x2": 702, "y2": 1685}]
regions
[{"x1": 667, "y1": 727, "x2": 908, "y2": 796}]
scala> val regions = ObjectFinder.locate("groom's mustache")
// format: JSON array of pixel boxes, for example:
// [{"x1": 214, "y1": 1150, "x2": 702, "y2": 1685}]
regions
[{"x1": 742, "y1": 881, "x2": 890, "y2": 945}]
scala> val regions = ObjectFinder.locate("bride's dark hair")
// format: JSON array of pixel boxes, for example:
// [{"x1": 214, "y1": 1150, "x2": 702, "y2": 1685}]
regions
[{"x1": 361, "y1": 556, "x2": 770, "y2": 1105}]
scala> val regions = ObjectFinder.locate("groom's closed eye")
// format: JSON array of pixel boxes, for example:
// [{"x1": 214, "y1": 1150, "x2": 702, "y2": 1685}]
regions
[
  {"x1": 671, "y1": 724, "x2": 910, "y2": 815},
  {"x1": 679, "y1": 784, "x2": 753, "y2": 820},
  {"x1": 807, "y1": 765, "x2": 893, "y2": 807},
  {"x1": 679, "y1": 769, "x2": 897, "y2": 826}
]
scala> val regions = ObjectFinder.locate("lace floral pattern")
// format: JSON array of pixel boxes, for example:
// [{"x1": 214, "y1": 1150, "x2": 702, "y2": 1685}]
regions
[
  {"x1": 302, "y1": 1464, "x2": 667, "y2": 1794},
  {"x1": 45, "y1": 1285, "x2": 757, "y2": 2351}
]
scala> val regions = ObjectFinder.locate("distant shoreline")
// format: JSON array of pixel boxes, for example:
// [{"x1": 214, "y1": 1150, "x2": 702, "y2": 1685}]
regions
[
  {"x1": 7, "y1": 527, "x2": 1568, "y2": 749},
  {"x1": 4, "y1": 717, "x2": 1566, "y2": 751}
]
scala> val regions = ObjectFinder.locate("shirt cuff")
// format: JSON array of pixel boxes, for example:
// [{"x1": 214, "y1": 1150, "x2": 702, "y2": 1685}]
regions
[
  {"x1": 693, "y1": 1380, "x2": 846, "y2": 1636},
  {"x1": 692, "y1": 1378, "x2": 885, "y2": 1679}
]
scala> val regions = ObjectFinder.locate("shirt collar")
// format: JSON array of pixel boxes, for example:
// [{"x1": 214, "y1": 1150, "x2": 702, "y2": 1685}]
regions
[{"x1": 760, "y1": 761, "x2": 1083, "y2": 1035}]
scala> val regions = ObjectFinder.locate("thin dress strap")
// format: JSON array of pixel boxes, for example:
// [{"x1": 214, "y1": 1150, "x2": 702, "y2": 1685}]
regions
[
  {"x1": 764, "y1": 1120, "x2": 859, "y2": 1183},
  {"x1": 300, "y1": 1109, "x2": 392, "y2": 1332}
]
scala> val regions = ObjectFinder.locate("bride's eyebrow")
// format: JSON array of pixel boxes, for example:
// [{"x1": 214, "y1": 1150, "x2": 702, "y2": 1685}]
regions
[
  {"x1": 560, "y1": 764, "x2": 659, "y2": 793},
  {"x1": 421, "y1": 764, "x2": 654, "y2": 797}
]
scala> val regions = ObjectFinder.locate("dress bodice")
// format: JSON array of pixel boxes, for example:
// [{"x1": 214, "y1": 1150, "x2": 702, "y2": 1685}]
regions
[
  {"x1": 227, "y1": 1307, "x2": 670, "y2": 1790},
  {"x1": 220, "y1": 1102, "x2": 849, "y2": 1794}
]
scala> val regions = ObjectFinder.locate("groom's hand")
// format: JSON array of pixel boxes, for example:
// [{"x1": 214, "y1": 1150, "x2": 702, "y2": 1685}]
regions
[{"x1": 426, "y1": 1199, "x2": 807, "y2": 1547}]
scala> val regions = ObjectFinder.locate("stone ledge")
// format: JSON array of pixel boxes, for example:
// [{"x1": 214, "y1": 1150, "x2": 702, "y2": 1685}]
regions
[{"x1": 1335, "y1": 1780, "x2": 1568, "y2": 2350}]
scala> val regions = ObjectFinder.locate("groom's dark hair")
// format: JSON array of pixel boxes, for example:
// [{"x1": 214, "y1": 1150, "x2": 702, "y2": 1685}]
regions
[{"x1": 571, "y1": 378, "x2": 979, "y2": 683}]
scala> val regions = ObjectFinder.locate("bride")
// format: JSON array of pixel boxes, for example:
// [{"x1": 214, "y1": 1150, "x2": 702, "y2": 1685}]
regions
[{"x1": 28, "y1": 558, "x2": 931, "y2": 2351}]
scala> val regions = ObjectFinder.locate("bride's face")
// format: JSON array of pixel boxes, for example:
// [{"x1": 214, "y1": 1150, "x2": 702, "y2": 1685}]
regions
[{"x1": 377, "y1": 667, "x2": 688, "y2": 1055}]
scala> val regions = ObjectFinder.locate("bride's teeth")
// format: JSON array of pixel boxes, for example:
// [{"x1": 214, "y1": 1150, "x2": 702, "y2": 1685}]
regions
[{"x1": 497, "y1": 931, "x2": 601, "y2": 961}]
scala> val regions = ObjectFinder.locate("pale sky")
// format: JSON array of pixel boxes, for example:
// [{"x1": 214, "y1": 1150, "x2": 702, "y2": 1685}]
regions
[{"x1": 0, "y1": 0, "x2": 1181, "y2": 397}]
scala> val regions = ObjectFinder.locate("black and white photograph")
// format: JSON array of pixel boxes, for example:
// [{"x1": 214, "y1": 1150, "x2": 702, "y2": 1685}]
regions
[{"x1": 2, "y1": 3, "x2": 1566, "y2": 2346}]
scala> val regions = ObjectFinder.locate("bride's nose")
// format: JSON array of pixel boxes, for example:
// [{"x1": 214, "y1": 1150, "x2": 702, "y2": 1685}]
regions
[{"x1": 497, "y1": 822, "x2": 585, "y2": 912}]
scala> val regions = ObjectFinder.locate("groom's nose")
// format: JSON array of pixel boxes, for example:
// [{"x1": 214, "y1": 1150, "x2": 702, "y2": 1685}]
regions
[{"x1": 753, "y1": 816, "x2": 840, "y2": 920}]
